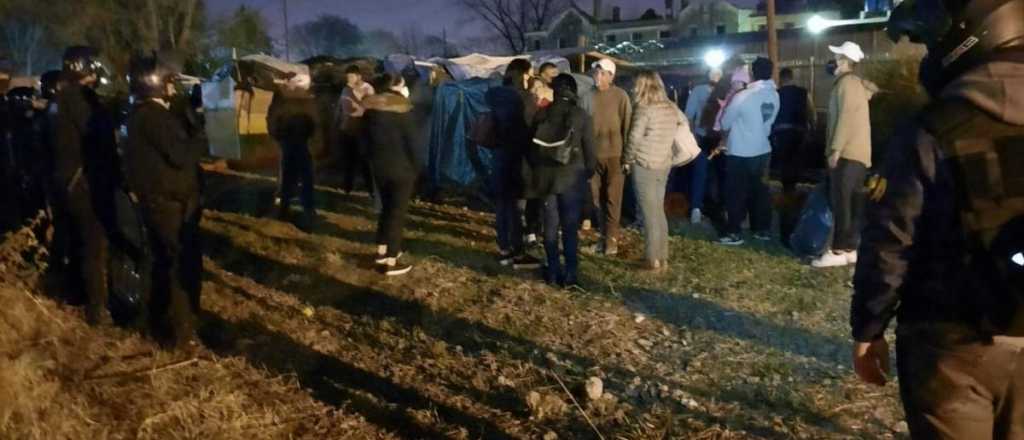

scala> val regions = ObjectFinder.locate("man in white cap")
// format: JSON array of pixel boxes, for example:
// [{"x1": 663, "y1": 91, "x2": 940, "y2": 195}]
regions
[
  {"x1": 813, "y1": 41, "x2": 879, "y2": 268},
  {"x1": 581, "y1": 58, "x2": 632, "y2": 256}
]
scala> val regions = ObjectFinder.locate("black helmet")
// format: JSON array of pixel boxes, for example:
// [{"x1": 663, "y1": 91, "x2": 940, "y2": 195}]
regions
[
  {"x1": 128, "y1": 52, "x2": 180, "y2": 100},
  {"x1": 888, "y1": 0, "x2": 1024, "y2": 92},
  {"x1": 62, "y1": 46, "x2": 108, "y2": 82},
  {"x1": 6, "y1": 87, "x2": 36, "y2": 115},
  {"x1": 40, "y1": 70, "x2": 61, "y2": 100}
]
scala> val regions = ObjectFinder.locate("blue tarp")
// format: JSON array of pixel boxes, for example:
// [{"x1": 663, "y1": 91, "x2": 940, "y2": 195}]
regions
[{"x1": 428, "y1": 78, "x2": 500, "y2": 186}]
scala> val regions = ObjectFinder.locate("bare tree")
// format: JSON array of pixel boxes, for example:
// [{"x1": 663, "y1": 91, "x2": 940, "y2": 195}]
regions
[
  {"x1": 1, "y1": 18, "x2": 48, "y2": 75},
  {"x1": 290, "y1": 14, "x2": 363, "y2": 59},
  {"x1": 0, "y1": 0, "x2": 61, "y2": 75},
  {"x1": 400, "y1": 25, "x2": 425, "y2": 57},
  {"x1": 362, "y1": 30, "x2": 402, "y2": 57},
  {"x1": 140, "y1": 0, "x2": 201, "y2": 50},
  {"x1": 453, "y1": 0, "x2": 569, "y2": 54}
]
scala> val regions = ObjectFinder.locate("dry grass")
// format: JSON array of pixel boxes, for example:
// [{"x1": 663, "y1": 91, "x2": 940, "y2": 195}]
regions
[
  {"x1": 0, "y1": 170, "x2": 908, "y2": 439},
  {"x1": 0, "y1": 216, "x2": 388, "y2": 440}
]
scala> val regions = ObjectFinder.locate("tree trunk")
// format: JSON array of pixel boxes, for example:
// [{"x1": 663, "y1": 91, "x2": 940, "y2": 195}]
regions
[
  {"x1": 145, "y1": 0, "x2": 161, "y2": 49},
  {"x1": 177, "y1": 0, "x2": 198, "y2": 49}
]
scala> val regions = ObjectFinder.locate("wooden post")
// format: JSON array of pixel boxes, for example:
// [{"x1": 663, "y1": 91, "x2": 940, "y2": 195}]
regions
[
  {"x1": 766, "y1": 0, "x2": 779, "y2": 81},
  {"x1": 578, "y1": 35, "x2": 588, "y2": 73}
]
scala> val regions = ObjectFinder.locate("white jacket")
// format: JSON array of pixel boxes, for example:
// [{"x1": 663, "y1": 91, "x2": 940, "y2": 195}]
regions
[{"x1": 721, "y1": 80, "x2": 780, "y2": 158}]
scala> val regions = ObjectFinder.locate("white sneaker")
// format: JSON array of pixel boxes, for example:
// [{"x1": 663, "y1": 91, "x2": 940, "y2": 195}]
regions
[
  {"x1": 846, "y1": 251, "x2": 858, "y2": 265},
  {"x1": 690, "y1": 209, "x2": 702, "y2": 225},
  {"x1": 375, "y1": 252, "x2": 403, "y2": 265},
  {"x1": 812, "y1": 251, "x2": 850, "y2": 268}
]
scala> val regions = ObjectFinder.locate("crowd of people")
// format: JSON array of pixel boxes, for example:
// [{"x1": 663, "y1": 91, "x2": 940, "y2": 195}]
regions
[
  {"x1": 5, "y1": 1, "x2": 1024, "y2": 435},
  {"x1": 448, "y1": 41, "x2": 883, "y2": 289},
  {"x1": 0, "y1": 47, "x2": 209, "y2": 351}
]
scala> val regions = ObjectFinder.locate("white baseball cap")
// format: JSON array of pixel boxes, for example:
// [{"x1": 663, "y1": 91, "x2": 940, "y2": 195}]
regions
[
  {"x1": 828, "y1": 42, "x2": 866, "y2": 63},
  {"x1": 591, "y1": 58, "x2": 617, "y2": 75}
]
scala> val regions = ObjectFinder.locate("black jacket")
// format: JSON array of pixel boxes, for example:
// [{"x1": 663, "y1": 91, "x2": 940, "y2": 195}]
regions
[
  {"x1": 53, "y1": 84, "x2": 91, "y2": 186},
  {"x1": 124, "y1": 100, "x2": 204, "y2": 202},
  {"x1": 775, "y1": 84, "x2": 810, "y2": 131},
  {"x1": 852, "y1": 54, "x2": 1024, "y2": 342},
  {"x1": 362, "y1": 91, "x2": 421, "y2": 180},
  {"x1": 485, "y1": 84, "x2": 537, "y2": 198},
  {"x1": 53, "y1": 84, "x2": 120, "y2": 195},
  {"x1": 267, "y1": 94, "x2": 317, "y2": 150},
  {"x1": 525, "y1": 98, "x2": 596, "y2": 198},
  {"x1": 9, "y1": 110, "x2": 46, "y2": 179}
]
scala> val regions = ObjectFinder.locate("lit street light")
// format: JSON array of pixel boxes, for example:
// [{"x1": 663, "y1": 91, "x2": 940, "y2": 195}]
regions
[
  {"x1": 807, "y1": 15, "x2": 830, "y2": 35},
  {"x1": 704, "y1": 49, "x2": 727, "y2": 69},
  {"x1": 806, "y1": 14, "x2": 890, "y2": 35}
]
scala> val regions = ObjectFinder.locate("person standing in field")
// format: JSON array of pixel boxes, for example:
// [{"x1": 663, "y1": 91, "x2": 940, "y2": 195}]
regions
[{"x1": 581, "y1": 59, "x2": 632, "y2": 256}]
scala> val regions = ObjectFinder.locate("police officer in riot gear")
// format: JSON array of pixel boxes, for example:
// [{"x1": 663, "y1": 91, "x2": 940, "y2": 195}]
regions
[
  {"x1": 53, "y1": 46, "x2": 119, "y2": 325},
  {"x1": 38, "y1": 71, "x2": 62, "y2": 202},
  {"x1": 124, "y1": 52, "x2": 205, "y2": 350},
  {"x1": 852, "y1": 0, "x2": 1024, "y2": 437},
  {"x1": 6, "y1": 86, "x2": 48, "y2": 220}
]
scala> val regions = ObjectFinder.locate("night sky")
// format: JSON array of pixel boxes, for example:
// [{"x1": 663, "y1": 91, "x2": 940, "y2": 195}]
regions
[{"x1": 207, "y1": 0, "x2": 757, "y2": 44}]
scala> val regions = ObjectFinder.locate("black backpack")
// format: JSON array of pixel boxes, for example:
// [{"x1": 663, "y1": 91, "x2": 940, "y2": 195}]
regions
[
  {"x1": 921, "y1": 98, "x2": 1024, "y2": 334},
  {"x1": 532, "y1": 106, "x2": 576, "y2": 165}
]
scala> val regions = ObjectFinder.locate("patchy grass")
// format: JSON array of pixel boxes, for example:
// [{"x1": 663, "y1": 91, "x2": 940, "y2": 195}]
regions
[{"x1": 1, "y1": 170, "x2": 906, "y2": 439}]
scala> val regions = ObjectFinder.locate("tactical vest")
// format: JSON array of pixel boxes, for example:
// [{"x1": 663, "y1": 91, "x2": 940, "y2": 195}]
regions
[{"x1": 920, "y1": 98, "x2": 1024, "y2": 335}]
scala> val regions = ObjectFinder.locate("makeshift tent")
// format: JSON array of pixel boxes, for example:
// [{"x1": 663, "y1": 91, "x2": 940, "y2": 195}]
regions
[
  {"x1": 525, "y1": 49, "x2": 634, "y2": 74},
  {"x1": 425, "y1": 72, "x2": 596, "y2": 188},
  {"x1": 235, "y1": 54, "x2": 309, "y2": 91},
  {"x1": 201, "y1": 73, "x2": 274, "y2": 160},
  {"x1": 427, "y1": 78, "x2": 499, "y2": 187},
  {"x1": 202, "y1": 55, "x2": 323, "y2": 164},
  {"x1": 428, "y1": 53, "x2": 571, "y2": 81}
]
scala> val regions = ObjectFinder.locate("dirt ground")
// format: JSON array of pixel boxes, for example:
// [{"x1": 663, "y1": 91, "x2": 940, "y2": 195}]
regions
[{"x1": 0, "y1": 169, "x2": 907, "y2": 439}]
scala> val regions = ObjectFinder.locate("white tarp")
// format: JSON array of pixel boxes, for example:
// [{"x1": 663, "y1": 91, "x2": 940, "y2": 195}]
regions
[
  {"x1": 201, "y1": 76, "x2": 241, "y2": 160},
  {"x1": 238, "y1": 54, "x2": 309, "y2": 78},
  {"x1": 427, "y1": 53, "x2": 571, "y2": 81},
  {"x1": 201, "y1": 74, "x2": 274, "y2": 160}
]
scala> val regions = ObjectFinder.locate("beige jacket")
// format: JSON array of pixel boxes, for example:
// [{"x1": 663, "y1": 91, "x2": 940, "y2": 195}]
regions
[
  {"x1": 625, "y1": 102, "x2": 685, "y2": 170},
  {"x1": 826, "y1": 73, "x2": 878, "y2": 168}
]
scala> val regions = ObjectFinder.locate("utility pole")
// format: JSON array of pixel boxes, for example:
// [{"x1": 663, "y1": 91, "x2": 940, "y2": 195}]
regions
[
  {"x1": 766, "y1": 0, "x2": 779, "y2": 80},
  {"x1": 443, "y1": 27, "x2": 449, "y2": 58},
  {"x1": 283, "y1": 0, "x2": 291, "y2": 61}
]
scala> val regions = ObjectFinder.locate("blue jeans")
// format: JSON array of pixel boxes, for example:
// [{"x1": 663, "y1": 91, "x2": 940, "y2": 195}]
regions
[
  {"x1": 490, "y1": 150, "x2": 523, "y2": 253},
  {"x1": 632, "y1": 165, "x2": 671, "y2": 262},
  {"x1": 543, "y1": 174, "x2": 585, "y2": 283},
  {"x1": 688, "y1": 150, "x2": 709, "y2": 211},
  {"x1": 494, "y1": 198, "x2": 523, "y2": 253}
]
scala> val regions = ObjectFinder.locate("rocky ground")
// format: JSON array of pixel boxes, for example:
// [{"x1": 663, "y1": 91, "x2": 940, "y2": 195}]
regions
[{"x1": 0, "y1": 169, "x2": 906, "y2": 439}]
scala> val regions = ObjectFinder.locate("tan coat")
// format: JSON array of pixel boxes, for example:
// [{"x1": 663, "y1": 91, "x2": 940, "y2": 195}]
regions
[{"x1": 826, "y1": 73, "x2": 878, "y2": 168}]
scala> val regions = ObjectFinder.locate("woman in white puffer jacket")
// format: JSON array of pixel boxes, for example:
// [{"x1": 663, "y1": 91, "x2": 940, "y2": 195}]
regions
[{"x1": 624, "y1": 70, "x2": 688, "y2": 271}]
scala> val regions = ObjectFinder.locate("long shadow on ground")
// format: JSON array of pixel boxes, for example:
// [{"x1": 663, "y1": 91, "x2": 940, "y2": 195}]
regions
[
  {"x1": 204, "y1": 172, "x2": 498, "y2": 267},
  {"x1": 201, "y1": 226, "x2": 857, "y2": 438},
  {"x1": 199, "y1": 311, "x2": 514, "y2": 439},
  {"x1": 622, "y1": 288, "x2": 849, "y2": 367},
  {"x1": 200, "y1": 170, "x2": 864, "y2": 436}
]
